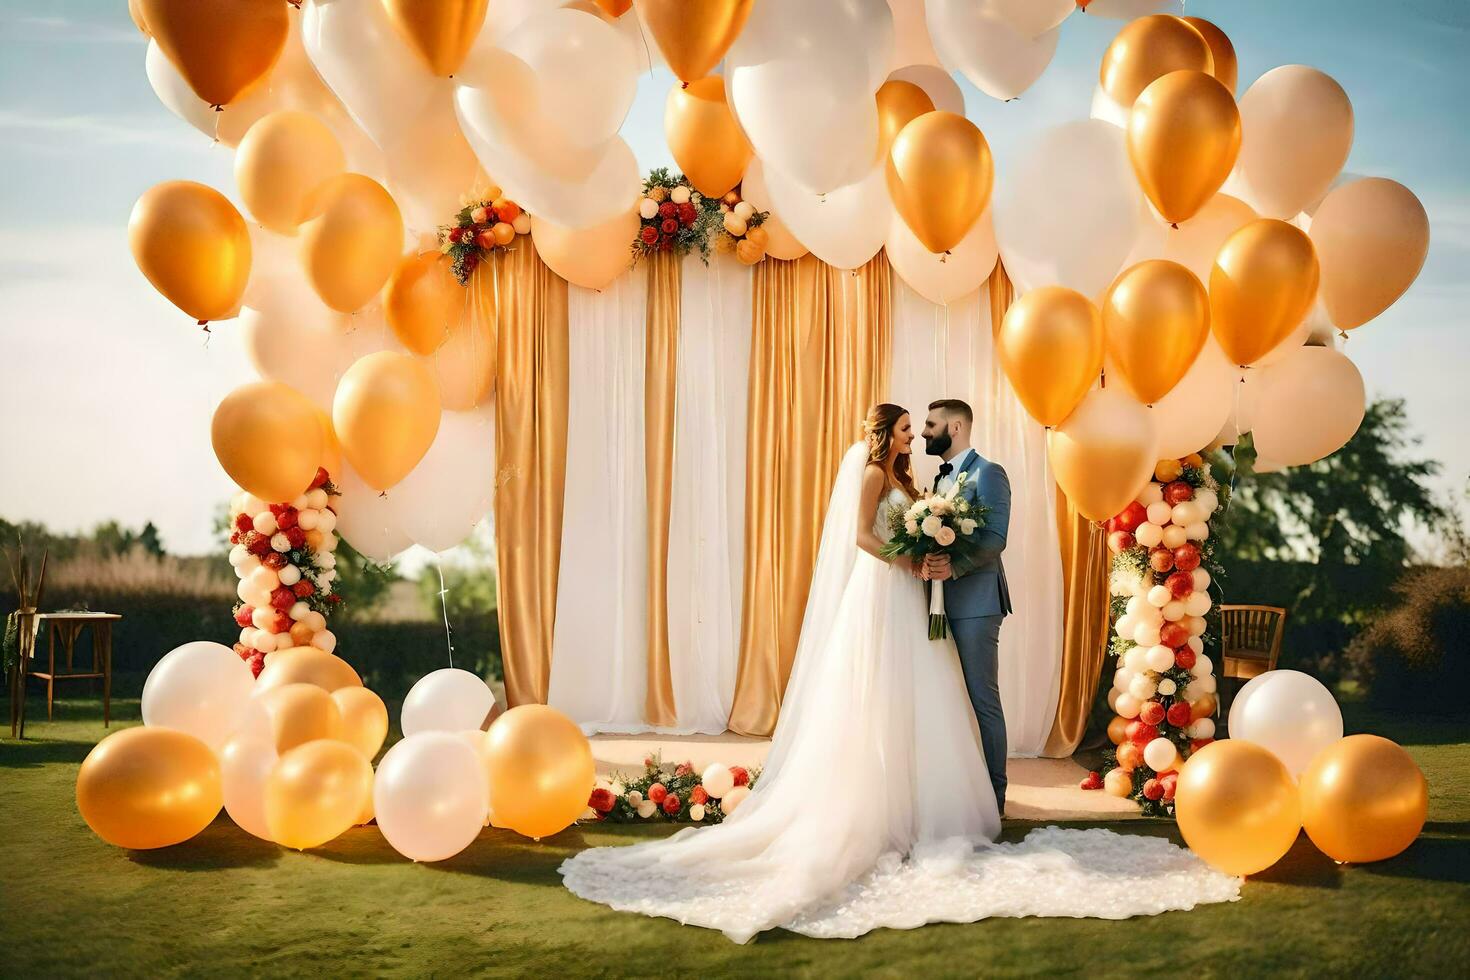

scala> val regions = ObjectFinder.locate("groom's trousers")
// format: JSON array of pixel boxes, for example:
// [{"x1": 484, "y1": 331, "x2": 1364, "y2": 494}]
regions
[{"x1": 950, "y1": 614, "x2": 1007, "y2": 813}]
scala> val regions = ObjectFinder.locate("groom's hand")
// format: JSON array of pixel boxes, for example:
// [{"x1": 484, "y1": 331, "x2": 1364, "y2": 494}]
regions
[{"x1": 926, "y1": 554, "x2": 953, "y2": 582}]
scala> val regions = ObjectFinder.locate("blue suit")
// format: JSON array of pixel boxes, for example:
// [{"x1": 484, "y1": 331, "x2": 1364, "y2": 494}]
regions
[{"x1": 936, "y1": 448, "x2": 1011, "y2": 812}]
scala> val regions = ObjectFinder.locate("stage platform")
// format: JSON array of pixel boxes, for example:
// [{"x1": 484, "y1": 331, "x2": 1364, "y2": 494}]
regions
[{"x1": 589, "y1": 733, "x2": 1141, "y2": 822}]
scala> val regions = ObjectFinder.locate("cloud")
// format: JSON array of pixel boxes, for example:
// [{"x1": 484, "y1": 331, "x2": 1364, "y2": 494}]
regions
[
  {"x1": 1, "y1": 13, "x2": 142, "y2": 45},
  {"x1": 0, "y1": 109, "x2": 209, "y2": 154}
]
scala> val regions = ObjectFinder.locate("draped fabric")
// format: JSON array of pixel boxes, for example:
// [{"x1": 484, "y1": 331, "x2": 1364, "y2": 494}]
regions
[
  {"x1": 665, "y1": 255, "x2": 753, "y2": 734},
  {"x1": 643, "y1": 253, "x2": 681, "y2": 728},
  {"x1": 1044, "y1": 499, "x2": 1111, "y2": 757},
  {"x1": 494, "y1": 244, "x2": 569, "y2": 707},
  {"x1": 888, "y1": 270, "x2": 1063, "y2": 757},
  {"x1": 546, "y1": 271, "x2": 650, "y2": 729},
  {"x1": 728, "y1": 254, "x2": 892, "y2": 737}
]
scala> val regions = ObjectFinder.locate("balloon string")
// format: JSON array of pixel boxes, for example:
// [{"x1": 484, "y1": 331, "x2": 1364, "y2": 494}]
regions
[{"x1": 436, "y1": 554, "x2": 455, "y2": 669}]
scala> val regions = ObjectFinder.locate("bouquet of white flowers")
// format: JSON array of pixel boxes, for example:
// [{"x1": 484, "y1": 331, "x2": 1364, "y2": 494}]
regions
[{"x1": 880, "y1": 473, "x2": 988, "y2": 639}]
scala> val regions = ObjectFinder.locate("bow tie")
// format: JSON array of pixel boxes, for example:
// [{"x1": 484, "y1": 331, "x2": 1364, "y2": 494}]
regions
[{"x1": 938, "y1": 462, "x2": 954, "y2": 478}]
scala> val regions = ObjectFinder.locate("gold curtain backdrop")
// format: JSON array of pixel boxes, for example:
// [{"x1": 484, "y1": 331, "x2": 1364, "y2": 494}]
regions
[
  {"x1": 491, "y1": 242, "x2": 1107, "y2": 752},
  {"x1": 493, "y1": 244, "x2": 569, "y2": 708},
  {"x1": 728, "y1": 253, "x2": 892, "y2": 737},
  {"x1": 643, "y1": 253, "x2": 681, "y2": 728}
]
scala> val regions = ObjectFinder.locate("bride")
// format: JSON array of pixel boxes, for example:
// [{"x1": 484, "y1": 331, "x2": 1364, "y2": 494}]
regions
[{"x1": 561, "y1": 405, "x2": 1239, "y2": 942}]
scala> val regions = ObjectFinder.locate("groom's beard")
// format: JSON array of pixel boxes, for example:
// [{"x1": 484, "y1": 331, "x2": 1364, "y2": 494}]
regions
[{"x1": 925, "y1": 432, "x2": 953, "y2": 457}]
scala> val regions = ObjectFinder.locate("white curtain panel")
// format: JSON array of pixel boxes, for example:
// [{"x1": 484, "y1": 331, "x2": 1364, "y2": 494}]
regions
[
  {"x1": 889, "y1": 278, "x2": 1064, "y2": 757},
  {"x1": 547, "y1": 272, "x2": 652, "y2": 733},
  {"x1": 665, "y1": 254, "x2": 753, "y2": 734}
]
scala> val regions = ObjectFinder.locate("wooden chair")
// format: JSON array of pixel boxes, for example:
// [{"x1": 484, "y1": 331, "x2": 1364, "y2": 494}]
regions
[{"x1": 1219, "y1": 605, "x2": 1287, "y2": 680}]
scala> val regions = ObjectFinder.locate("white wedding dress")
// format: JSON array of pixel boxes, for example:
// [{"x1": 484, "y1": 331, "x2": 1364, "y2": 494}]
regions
[{"x1": 560, "y1": 444, "x2": 1239, "y2": 942}]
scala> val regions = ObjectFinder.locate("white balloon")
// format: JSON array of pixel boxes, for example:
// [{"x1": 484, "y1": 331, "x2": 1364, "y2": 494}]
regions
[
  {"x1": 1251, "y1": 346, "x2": 1366, "y2": 466},
  {"x1": 1185, "y1": 591, "x2": 1213, "y2": 617},
  {"x1": 1162, "y1": 600, "x2": 1185, "y2": 622},
  {"x1": 1133, "y1": 622, "x2": 1162, "y2": 648},
  {"x1": 1188, "y1": 717, "x2": 1216, "y2": 740},
  {"x1": 1089, "y1": 85, "x2": 1130, "y2": 129},
  {"x1": 219, "y1": 732, "x2": 279, "y2": 840},
  {"x1": 1151, "y1": 339, "x2": 1239, "y2": 460},
  {"x1": 927, "y1": 2, "x2": 1058, "y2": 101},
  {"x1": 1143, "y1": 736, "x2": 1178, "y2": 773},
  {"x1": 387, "y1": 404, "x2": 497, "y2": 552},
  {"x1": 145, "y1": 40, "x2": 219, "y2": 139},
  {"x1": 1147, "y1": 584, "x2": 1172, "y2": 608},
  {"x1": 886, "y1": 0, "x2": 940, "y2": 70},
  {"x1": 1136, "y1": 603, "x2": 1164, "y2": 628},
  {"x1": 1144, "y1": 645, "x2": 1175, "y2": 673},
  {"x1": 701, "y1": 763, "x2": 735, "y2": 799},
  {"x1": 141, "y1": 641, "x2": 258, "y2": 749},
  {"x1": 1115, "y1": 692, "x2": 1141, "y2": 719},
  {"x1": 763, "y1": 163, "x2": 888, "y2": 270},
  {"x1": 1135, "y1": 522, "x2": 1163, "y2": 548},
  {"x1": 1128, "y1": 673, "x2": 1158, "y2": 701},
  {"x1": 1161, "y1": 524, "x2": 1188, "y2": 550},
  {"x1": 498, "y1": 9, "x2": 636, "y2": 150},
  {"x1": 887, "y1": 207, "x2": 998, "y2": 305},
  {"x1": 240, "y1": 292, "x2": 355, "y2": 412},
  {"x1": 727, "y1": 1, "x2": 882, "y2": 194},
  {"x1": 1114, "y1": 614, "x2": 1137, "y2": 639},
  {"x1": 379, "y1": 100, "x2": 485, "y2": 234},
  {"x1": 887, "y1": 64, "x2": 965, "y2": 114},
  {"x1": 1146, "y1": 501, "x2": 1172, "y2": 526},
  {"x1": 996, "y1": 120, "x2": 1144, "y2": 297},
  {"x1": 374, "y1": 732, "x2": 488, "y2": 861},
  {"x1": 334, "y1": 463, "x2": 413, "y2": 562},
  {"x1": 1233, "y1": 65, "x2": 1355, "y2": 219},
  {"x1": 982, "y1": 0, "x2": 1073, "y2": 37},
  {"x1": 401, "y1": 667, "x2": 497, "y2": 736},
  {"x1": 1128, "y1": 194, "x2": 1258, "y2": 284},
  {"x1": 301, "y1": 0, "x2": 445, "y2": 152},
  {"x1": 1136, "y1": 482, "x2": 1164, "y2": 507},
  {"x1": 1192, "y1": 568, "x2": 1212, "y2": 591},
  {"x1": 720, "y1": 785, "x2": 752, "y2": 815}
]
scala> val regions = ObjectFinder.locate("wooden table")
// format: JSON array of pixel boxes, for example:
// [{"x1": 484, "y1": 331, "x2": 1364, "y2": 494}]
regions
[{"x1": 13, "y1": 612, "x2": 121, "y2": 738}]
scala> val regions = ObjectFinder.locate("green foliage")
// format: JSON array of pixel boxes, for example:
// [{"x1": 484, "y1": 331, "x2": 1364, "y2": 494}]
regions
[
  {"x1": 594, "y1": 753, "x2": 759, "y2": 825},
  {"x1": 1346, "y1": 565, "x2": 1470, "y2": 714}
]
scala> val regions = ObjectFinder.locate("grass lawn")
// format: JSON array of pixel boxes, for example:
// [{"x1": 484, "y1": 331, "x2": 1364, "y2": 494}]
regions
[{"x1": 2, "y1": 697, "x2": 1466, "y2": 979}]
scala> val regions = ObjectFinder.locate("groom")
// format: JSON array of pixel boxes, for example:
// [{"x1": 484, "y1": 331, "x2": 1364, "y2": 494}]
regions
[{"x1": 921, "y1": 399, "x2": 1013, "y2": 815}]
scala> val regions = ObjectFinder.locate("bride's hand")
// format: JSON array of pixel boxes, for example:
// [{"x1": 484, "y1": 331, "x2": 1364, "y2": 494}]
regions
[{"x1": 893, "y1": 555, "x2": 922, "y2": 578}]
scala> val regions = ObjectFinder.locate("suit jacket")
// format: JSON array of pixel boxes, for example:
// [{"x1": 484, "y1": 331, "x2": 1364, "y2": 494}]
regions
[{"x1": 935, "y1": 449, "x2": 1012, "y2": 619}]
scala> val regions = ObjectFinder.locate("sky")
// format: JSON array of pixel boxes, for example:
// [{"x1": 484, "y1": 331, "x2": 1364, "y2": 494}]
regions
[{"x1": 1, "y1": 0, "x2": 1467, "y2": 556}]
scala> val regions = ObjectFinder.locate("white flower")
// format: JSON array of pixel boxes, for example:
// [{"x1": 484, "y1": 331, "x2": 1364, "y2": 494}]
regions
[
  {"x1": 580, "y1": 806, "x2": 598, "y2": 821},
  {"x1": 907, "y1": 501, "x2": 926, "y2": 519},
  {"x1": 689, "y1": 803, "x2": 706, "y2": 821},
  {"x1": 957, "y1": 499, "x2": 970, "y2": 513},
  {"x1": 670, "y1": 184, "x2": 691, "y2": 204},
  {"x1": 1157, "y1": 678, "x2": 1178, "y2": 696},
  {"x1": 904, "y1": 519, "x2": 919, "y2": 536},
  {"x1": 929, "y1": 498, "x2": 952, "y2": 516},
  {"x1": 639, "y1": 198, "x2": 659, "y2": 219},
  {"x1": 626, "y1": 791, "x2": 643, "y2": 806},
  {"x1": 921, "y1": 515, "x2": 943, "y2": 537},
  {"x1": 636, "y1": 801, "x2": 657, "y2": 819},
  {"x1": 959, "y1": 518, "x2": 978, "y2": 535},
  {"x1": 935, "y1": 525, "x2": 956, "y2": 547}
]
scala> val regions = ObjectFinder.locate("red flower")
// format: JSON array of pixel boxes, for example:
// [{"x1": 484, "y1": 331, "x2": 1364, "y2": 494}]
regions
[
  {"x1": 689, "y1": 786, "x2": 709, "y2": 805},
  {"x1": 310, "y1": 467, "x2": 330, "y2": 489},
  {"x1": 1174, "y1": 647, "x2": 1197, "y2": 671},
  {"x1": 647, "y1": 782, "x2": 667, "y2": 804},
  {"x1": 263, "y1": 551, "x2": 287, "y2": 570},
  {"x1": 730, "y1": 766, "x2": 750, "y2": 787},
  {"x1": 233, "y1": 642, "x2": 250, "y2": 660},
  {"x1": 229, "y1": 531, "x2": 241, "y2": 545},
  {"x1": 462, "y1": 253, "x2": 479, "y2": 275},
  {"x1": 1139, "y1": 700, "x2": 1165, "y2": 726},
  {"x1": 285, "y1": 527, "x2": 307, "y2": 550},
  {"x1": 292, "y1": 580, "x2": 316, "y2": 599},
  {"x1": 640, "y1": 225, "x2": 659, "y2": 245},
  {"x1": 234, "y1": 605, "x2": 254, "y2": 628},
  {"x1": 234, "y1": 512, "x2": 253, "y2": 533},
  {"x1": 588, "y1": 788, "x2": 616, "y2": 813},
  {"x1": 1079, "y1": 770, "x2": 1102, "y2": 791},
  {"x1": 1166, "y1": 702, "x2": 1192, "y2": 727},
  {"x1": 658, "y1": 201, "x2": 677, "y2": 219},
  {"x1": 247, "y1": 651, "x2": 266, "y2": 678},
  {"x1": 662, "y1": 793, "x2": 682, "y2": 815},
  {"x1": 1142, "y1": 778, "x2": 1164, "y2": 801},
  {"x1": 661, "y1": 217, "x2": 679, "y2": 234},
  {"x1": 327, "y1": 593, "x2": 343, "y2": 605},
  {"x1": 674, "y1": 762, "x2": 694, "y2": 777},
  {"x1": 1127, "y1": 721, "x2": 1159, "y2": 745},
  {"x1": 269, "y1": 587, "x2": 294, "y2": 611},
  {"x1": 244, "y1": 531, "x2": 270, "y2": 556},
  {"x1": 475, "y1": 229, "x2": 496, "y2": 250},
  {"x1": 275, "y1": 507, "x2": 299, "y2": 531},
  {"x1": 677, "y1": 202, "x2": 697, "y2": 225}
]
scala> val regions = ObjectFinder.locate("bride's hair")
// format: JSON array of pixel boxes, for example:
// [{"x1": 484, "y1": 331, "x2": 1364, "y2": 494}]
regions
[{"x1": 863, "y1": 403, "x2": 918, "y2": 500}]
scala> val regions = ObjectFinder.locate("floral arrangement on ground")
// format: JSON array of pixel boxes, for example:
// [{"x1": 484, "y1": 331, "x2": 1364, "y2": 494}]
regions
[
  {"x1": 439, "y1": 191, "x2": 531, "y2": 284},
  {"x1": 1082, "y1": 453, "x2": 1229, "y2": 817},
  {"x1": 583, "y1": 753, "x2": 760, "y2": 824},
  {"x1": 633, "y1": 168, "x2": 770, "y2": 265}
]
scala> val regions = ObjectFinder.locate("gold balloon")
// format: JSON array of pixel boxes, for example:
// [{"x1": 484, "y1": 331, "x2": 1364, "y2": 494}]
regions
[
  {"x1": 531, "y1": 208, "x2": 639, "y2": 291},
  {"x1": 1103, "y1": 260, "x2": 1210, "y2": 404},
  {"x1": 1047, "y1": 389, "x2": 1159, "y2": 523},
  {"x1": 887, "y1": 111, "x2": 994, "y2": 255},
  {"x1": 997, "y1": 286, "x2": 1103, "y2": 427},
  {"x1": 316, "y1": 410, "x2": 342, "y2": 482},
  {"x1": 1175, "y1": 739, "x2": 1301, "y2": 876},
  {"x1": 299, "y1": 174, "x2": 404, "y2": 314},
  {"x1": 1107, "y1": 716, "x2": 1129, "y2": 745},
  {"x1": 594, "y1": 0, "x2": 632, "y2": 15},
  {"x1": 484, "y1": 704, "x2": 595, "y2": 840},
  {"x1": 331, "y1": 687, "x2": 390, "y2": 762},
  {"x1": 875, "y1": 80, "x2": 935, "y2": 162},
  {"x1": 130, "y1": 180, "x2": 251, "y2": 324},
  {"x1": 76, "y1": 727, "x2": 222, "y2": 849},
  {"x1": 333, "y1": 351, "x2": 442, "y2": 491},
  {"x1": 211, "y1": 381, "x2": 323, "y2": 504},
  {"x1": 381, "y1": 0, "x2": 488, "y2": 76},
  {"x1": 641, "y1": 0, "x2": 754, "y2": 84},
  {"x1": 385, "y1": 252, "x2": 459, "y2": 355},
  {"x1": 665, "y1": 76, "x2": 752, "y2": 199},
  {"x1": 1182, "y1": 16, "x2": 1238, "y2": 94},
  {"x1": 140, "y1": 0, "x2": 288, "y2": 106},
  {"x1": 235, "y1": 111, "x2": 346, "y2": 235},
  {"x1": 256, "y1": 647, "x2": 363, "y2": 696},
  {"x1": 1309, "y1": 178, "x2": 1430, "y2": 331},
  {"x1": 1099, "y1": 14, "x2": 1213, "y2": 108},
  {"x1": 128, "y1": 0, "x2": 150, "y2": 36},
  {"x1": 1128, "y1": 70, "x2": 1240, "y2": 225},
  {"x1": 254, "y1": 682, "x2": 344, "y2": 755},
  {"x1": 428, "y1": 271, "x2": 497, "y2": 411},
  {"x1": 735, "y1": 238, "x2": 766, "y2": 265},
  {"x1": 1300, "y1": 734, "x2": 1427, "y2": 864},
  {"x1": 265, "y1": 739, "x2": 374, "y2": 850},
  {"x1": 1210, "y1": 219, "x2": 1320, "y2": 367}
]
